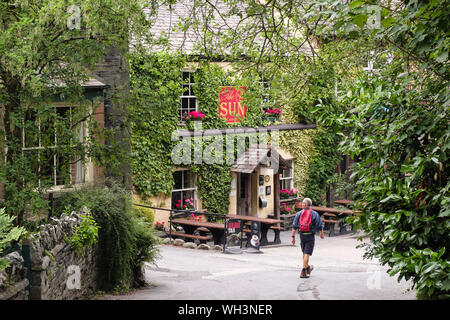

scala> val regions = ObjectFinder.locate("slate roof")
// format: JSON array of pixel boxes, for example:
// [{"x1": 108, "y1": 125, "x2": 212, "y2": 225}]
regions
[
  {"x1": 145, "y1": 0, "x2": 312, "y2": 56},
  {"x1": 232, "y1": 144, "x2": 291, "y2": 173}
]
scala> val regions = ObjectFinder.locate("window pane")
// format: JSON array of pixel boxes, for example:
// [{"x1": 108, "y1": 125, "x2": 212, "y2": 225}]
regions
[
  {"x1": 55, "y1": 107, "x2": 71, "y2": 142},
  {"x1": 24, "y1": 109, "x2": 39, "y2": 148},
  {"x1": 183, "y1": 170, "x2": 194, "y2": 189},
  {"x1": 189, "y1": 98, "x2": 196, "y2": 111},
  {"x1": 181, "y1": 98, "x2": 189, "y2": 110},
  {"x1": 23, "y1": 149, "x2": 40, "y2": 177},
  {"x1": 173, "y1": 171, "x2": 182, "y2": 190},
  {"x1": 40, "y1": 124, "x2": 55, "y2": 147},
  {"x1": 55, "y1": 152, "x2": 71, "y2": 186},
  {"x1": 182, "y1": 190, "x2": 195, "y2": 208},
  {"x1": 172, "y1": 191, "x2": 182, "y2": 210},
  {"x1": 182, "y1": 85, "x2": 190, "y2": 96},
  {"x1": 39, "y1": 148, "x2": 55, "y2": 186},
  {"x1": 182, "y1": 72, "x2": 190, "y2": 82},
  {"x1": 281, "y1": 179, "x2": 292, "y2": 191},
  {"x1": 180, "y1": 72, "x2": 196, "y2": 119}
]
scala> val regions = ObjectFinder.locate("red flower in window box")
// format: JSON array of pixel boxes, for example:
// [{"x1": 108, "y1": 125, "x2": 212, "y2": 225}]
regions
[{"x1": 182, "y1": 111, "x2": 206, "y2": 120}]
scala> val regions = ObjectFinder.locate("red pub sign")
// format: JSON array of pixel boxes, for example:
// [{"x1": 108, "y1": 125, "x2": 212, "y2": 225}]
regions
[{"x1": 219, "y1": 86, "x2": 247, "y2": 123}]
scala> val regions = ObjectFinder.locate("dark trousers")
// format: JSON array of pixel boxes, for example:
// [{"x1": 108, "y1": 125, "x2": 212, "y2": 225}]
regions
[{"x1": 299, "y1": 233, "x2": 315, "y2": 256}]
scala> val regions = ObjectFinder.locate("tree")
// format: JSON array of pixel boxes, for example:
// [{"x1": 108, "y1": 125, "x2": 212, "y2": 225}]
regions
[
  {"x1": 175, "y1": 0, "x2": 449, "y2": 298},
  {"x1": 0, "y1": 0, "x2": 153, "y2": 226},
  {"x1": 312, "y1": 0, "x2": 449, "y2": 299}
]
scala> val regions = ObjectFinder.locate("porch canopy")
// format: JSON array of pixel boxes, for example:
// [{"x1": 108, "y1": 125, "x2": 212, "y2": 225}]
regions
[{"x1": 231, "y1": 144, "x2": 291, "y2": 174}]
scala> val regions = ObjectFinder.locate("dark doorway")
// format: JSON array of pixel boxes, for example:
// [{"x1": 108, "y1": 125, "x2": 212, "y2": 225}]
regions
[{"x1": 237, "y1": 173, "x2": 252, "y2": 215}]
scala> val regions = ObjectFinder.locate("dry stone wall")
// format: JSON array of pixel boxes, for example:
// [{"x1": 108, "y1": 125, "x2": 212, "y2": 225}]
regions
[
  {"x1": 0, "y1": 251, "x2": 29, "y2": 300},
  {"x1": 1, "y1": 210, "x2": 99, "y2": 300},
  {"x1": 27, "y1": 211, "x2": 99, "y2": 300}
]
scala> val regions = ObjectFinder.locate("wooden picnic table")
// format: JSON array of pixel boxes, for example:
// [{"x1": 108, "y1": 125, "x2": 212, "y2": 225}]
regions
[
  {"x1": 171, "y1": 218, "x2": 225, "y2": 245},
  {"x1": 226, "y1": 214, "x2": 283, "y2": 246},
  {"x1": 333, "y1": 199, "x2": 353, "y2": 206},
  {"x1": 310, "y1": 206, "x2": 361, "y2": 216},
  {"x1": 171, "y1": 215, "x2": 284, "y2": 246},
  {"x1": 309, "y1": 206, "x2": 361, "y2": 236}
]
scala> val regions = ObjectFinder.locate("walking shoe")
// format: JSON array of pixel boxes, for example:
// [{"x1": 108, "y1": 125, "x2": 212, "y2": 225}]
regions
[
  {"x1": 300, "y1": 269, "x2": 309, "y2": 278},
  {"x1": 306, "y1": 265, "x2": 314, "y2": 276}
]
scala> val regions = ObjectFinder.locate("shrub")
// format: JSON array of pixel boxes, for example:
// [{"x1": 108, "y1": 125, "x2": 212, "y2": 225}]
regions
[
  {"x1": 129, "y1": 216, "x2": 161, "y2": 287},
  {"x1": 54, "y1": 180, "x2": 160, "y2": 291},
  {"x1": 132, "y1": 204, "x2": 155, "y2": 226},
  {"x1": 70, "y1": 208, "x2": 100, "y2": 255}
]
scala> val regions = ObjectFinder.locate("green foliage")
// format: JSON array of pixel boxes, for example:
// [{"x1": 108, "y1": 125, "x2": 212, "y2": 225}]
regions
[
  {"x1": 129, "y1": 215, "x2": 161, "y2": 286},
  {"x1": 129, "y1": 51, "x2": 186, "y2": 198},
  {"x1": 0, "y1": 208, "x2": 27, "y2": 271},
  {"x1": 312, "y1": 0, "x2": 450, "y2": 300},
  {"x1": 54, "y1": 180, "x2": 160, "y2": 292},
  {"x1": 329, "y1": 75, "x2": 450, "y2": 300},
  {"x1": 304, "y1": 127, "x2": 342, "y2": 206},
  {"x1": 132, "y1": 204, "x2": 155, "y2": 226},
  {"x1": 70, "y1": 209, "x2": 100, "y2": 255},
  {"x1": 192, "y1": 62, "x2": 229, "y2": 130},
  {"x1": 164, "y1": 0, "x2": 449, "y2": 299},
  {"x1": 191, "y1": 164, "x2": 232, "y2": 220},
  {"x1": 0, "y1": 0, "x2": 154, "y2": 225},
  {"x1": 279, "y1": 129, "x2": 317, "y2": 198}
]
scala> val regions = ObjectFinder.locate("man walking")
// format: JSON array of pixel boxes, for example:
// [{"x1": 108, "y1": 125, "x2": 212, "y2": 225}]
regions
[{"x1": 291, "y1": 198, "x2": 324, "y2": 278}]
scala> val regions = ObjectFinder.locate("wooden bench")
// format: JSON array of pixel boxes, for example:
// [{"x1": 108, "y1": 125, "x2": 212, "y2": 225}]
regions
[
  {"x1": 227, "y1": 214, "x2": 283, "y2": 246},
  {"x1": 171, "y1": 218, "x2": 225, "y2": 245},
  {"x1": 269, "y1": 225, "x2": 283, "y2": 243},
  {"x1": 167, "y1": 231, "x2": 212, "y2": 244},
  {"x1": 321, "y1": 212, "x2": 340, "y2": 237},
  {"x1": 270, "y1": 225, "x2": 283, "y2": 230}
]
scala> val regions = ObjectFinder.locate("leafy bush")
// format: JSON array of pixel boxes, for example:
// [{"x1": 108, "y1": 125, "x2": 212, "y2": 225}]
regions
[
  {"x1": 0, "y1": 208, "x2": 27, "y2": 271},
  {"x1": 129, "y1": 51, "x2": 185, "y2": 198},
  {"x1": 329, "y1": 75, "x2": 450, "y2": 300},
  {"x1": 70, "y1": 208, "x2": 100, "y2": 255},
  {"x1": 129, "y1": 216, "x2": 161, "y2": 287},
  {"x1": 304, "y1": 127, "x2": 342, "y2": 206},
  {"x1": 54, "y1": 180, "x2": 160, "y2": 291},
  {"x1": 132, "y1": 204, "x2": 155, "y2": 226}
]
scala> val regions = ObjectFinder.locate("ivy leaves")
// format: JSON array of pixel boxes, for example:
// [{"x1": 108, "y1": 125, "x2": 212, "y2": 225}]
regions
[{"x1": 129, "y1": 51, "x2": 186, "y2": 198}]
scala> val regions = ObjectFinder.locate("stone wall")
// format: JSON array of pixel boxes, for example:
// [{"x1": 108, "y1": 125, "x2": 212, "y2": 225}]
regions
[
  {"x1": 0, "y1": 251, "x2": 29, "y2": 300},
  {"x1": 27, "y1": 211, "x2": 99, "y2": 300}
]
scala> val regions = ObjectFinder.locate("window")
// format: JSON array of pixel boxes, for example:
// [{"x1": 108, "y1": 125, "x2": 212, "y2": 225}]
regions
[
  {"x1": 260, "y1": 76, "x2": 271, "y2": 106},
  {"x1": 172, "y1": 169, "x2": 197, "y2": 210},
  {"x1": 22, "y1": 106, "x2": 86, "y2": 187},
  {"x1": 180, "y1": 71, "x2": 197, "y2": 120},
  {"x1": 280, "y1": 160, "x2": 293, "y2": 191}
]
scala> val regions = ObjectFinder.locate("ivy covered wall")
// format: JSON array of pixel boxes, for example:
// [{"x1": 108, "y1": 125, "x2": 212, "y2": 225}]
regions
[
  {"x1": 129, "y1": 51, "x2": 185, "y2": 199},
  {"x1": 129, "y1": 52, "x2": 340, "y2": 220}
]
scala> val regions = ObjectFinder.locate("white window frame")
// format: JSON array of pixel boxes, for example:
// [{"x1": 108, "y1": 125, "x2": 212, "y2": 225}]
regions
[
  {"x1": 21, "y1": 105, "x2": 86, "y2": 187},
  {"x1": 280, "y1": 160, "x2": 294, "y2": 191},
  {"x1": 172, "y1": 169, "x2": 198, "y2": 210},
  {"x1": 180, "y1": 71, "x2": 197, "y2": 121}
]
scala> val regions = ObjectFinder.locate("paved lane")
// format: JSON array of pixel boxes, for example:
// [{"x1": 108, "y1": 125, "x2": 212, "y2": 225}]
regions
[{"x1": 102, "y1": 232, "x2": 416, "y2": 300}]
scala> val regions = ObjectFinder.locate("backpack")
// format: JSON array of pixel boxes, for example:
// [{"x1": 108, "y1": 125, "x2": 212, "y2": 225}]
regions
[{"x1": 299, "y1": 209, "x2": 312, "y2": 232}]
